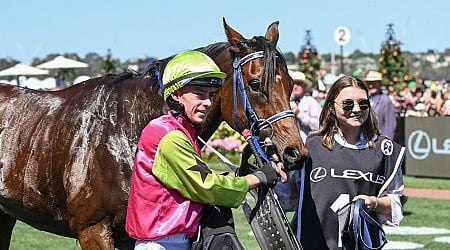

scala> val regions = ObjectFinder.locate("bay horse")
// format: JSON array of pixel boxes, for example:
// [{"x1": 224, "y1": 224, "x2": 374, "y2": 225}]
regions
[{"x1": 0, "y1": 19, "x2": 306, "y2": 249}]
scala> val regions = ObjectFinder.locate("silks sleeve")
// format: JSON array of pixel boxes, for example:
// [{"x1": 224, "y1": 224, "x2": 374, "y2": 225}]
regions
[{"x1": 152, "y1": 130, "x2": 249, "y2": 208}]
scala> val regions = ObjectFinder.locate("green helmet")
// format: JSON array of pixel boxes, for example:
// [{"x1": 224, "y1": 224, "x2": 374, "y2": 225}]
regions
[{"x1": 162, "y1": 50, "x2": 226, "y2": 100}]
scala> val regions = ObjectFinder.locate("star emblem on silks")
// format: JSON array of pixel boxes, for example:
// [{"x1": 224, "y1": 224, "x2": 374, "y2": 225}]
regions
[{"x1": 187, "y1": 158, "x2": 212, "y2": 183}]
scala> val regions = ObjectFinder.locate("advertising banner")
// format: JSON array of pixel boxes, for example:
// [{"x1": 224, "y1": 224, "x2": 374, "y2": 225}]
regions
[{"x1": 405, "y1": 117, "x2": 450, "y2": 178}]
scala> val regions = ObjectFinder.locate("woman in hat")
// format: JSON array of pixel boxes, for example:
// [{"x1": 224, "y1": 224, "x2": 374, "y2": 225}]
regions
[
  {"x1": 126, "y1": 51, "x2": 279, "y2": 249},
  {"x1": 293, "y1": 75, "x2": 405, "y2": 249}
]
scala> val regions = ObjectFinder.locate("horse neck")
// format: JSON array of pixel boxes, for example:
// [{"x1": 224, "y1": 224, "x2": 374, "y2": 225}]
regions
[
  {"x1": 200, "y1": 50, "x2": 234, "y2": 141},
  {"x1": 117, "y1": 78, "x2": 167, "y2": 140},
  {"x1": 201, "y1": 104, "x2": 223, "y2": 141}
]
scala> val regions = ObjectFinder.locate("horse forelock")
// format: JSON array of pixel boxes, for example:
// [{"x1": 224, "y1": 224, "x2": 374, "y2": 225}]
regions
[{"x1": 250, "y1": 36, "x2": 287, "y2": 85}]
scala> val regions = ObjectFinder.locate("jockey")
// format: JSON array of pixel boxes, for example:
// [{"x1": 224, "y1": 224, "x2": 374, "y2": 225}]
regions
[{"x1": 125, "y1": 50, "x2": 279, "y2": 250}]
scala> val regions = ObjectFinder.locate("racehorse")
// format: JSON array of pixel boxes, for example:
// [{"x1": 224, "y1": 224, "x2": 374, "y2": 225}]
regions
[{"x1": 0, "y1": 19, "x2": 307, "y2": 249}]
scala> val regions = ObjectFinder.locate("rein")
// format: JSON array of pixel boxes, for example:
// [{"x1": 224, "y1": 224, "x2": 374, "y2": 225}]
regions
[{"x1": 350, "y1": 199, "x2": 387, "y2": 250}]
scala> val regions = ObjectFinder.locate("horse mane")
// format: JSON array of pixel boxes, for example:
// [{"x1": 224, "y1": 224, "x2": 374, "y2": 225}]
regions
[
  {"x1": 107, "y1": 36, "x2": 285, "y2": 94},
  {"x1": 104, "y1": 56, "x2": 173, "y2": 93},
  {"x1": 197, "y1": 42, "x2": 229, "y2": 59}
]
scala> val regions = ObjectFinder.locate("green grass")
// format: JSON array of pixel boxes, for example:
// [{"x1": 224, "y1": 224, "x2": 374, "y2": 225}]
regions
[
  {"x1": 386, "y1": 197, "x2": 450, "y2": 250},
  {"x1": 9, "y1": 176, "x2": 450, "y2": 249},
  {"x1": 11, "y1": 197, "x2": 450, "y2": 249},
  {"x1": 404, "y1": 175, "x2": 450, "y2": 190},
  {"x1": 10, "y1": 222, "x2": 78, "y2": 250}
]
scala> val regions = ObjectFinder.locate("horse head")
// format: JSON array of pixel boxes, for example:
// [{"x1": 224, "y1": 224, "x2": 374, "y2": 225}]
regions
[{"x1": 202, "y1": 19, "x2": 308, "y2": 170}]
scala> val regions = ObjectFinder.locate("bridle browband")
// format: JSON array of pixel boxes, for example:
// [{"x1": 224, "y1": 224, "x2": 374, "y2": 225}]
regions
[{"x1": 232, "y1": 51, "x2": 294, "y2": 136}]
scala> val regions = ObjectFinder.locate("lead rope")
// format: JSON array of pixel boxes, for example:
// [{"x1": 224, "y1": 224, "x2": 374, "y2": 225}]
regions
[{"x1": 198, "y1": 136, "x2": 238, "y2": 172}]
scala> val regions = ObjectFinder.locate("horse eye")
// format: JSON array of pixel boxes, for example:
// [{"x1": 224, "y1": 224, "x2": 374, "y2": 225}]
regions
[{"x1": 248, "y1": 79, "x2": 261, "y2": 91}]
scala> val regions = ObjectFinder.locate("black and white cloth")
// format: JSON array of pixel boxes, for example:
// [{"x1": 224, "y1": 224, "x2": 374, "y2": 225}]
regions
[{"x1": 292, "y1": 133, "x2": 405, "y2": 249}]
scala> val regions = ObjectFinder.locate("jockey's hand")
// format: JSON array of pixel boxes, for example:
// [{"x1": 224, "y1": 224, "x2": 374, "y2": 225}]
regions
[{"x1": 252, "y1": 163, "x2": 279, "y2": 187}]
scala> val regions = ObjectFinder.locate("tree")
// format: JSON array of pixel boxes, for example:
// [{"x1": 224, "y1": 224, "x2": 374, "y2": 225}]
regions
[
  {"x1": 283, "y1": 52, "x2": 296, "y2": 65},
  {"x1": 378, "y1": 24, "x2": 411, "y2": 90},
  {"x1": 101, "y1": 49, "x2": 121, "y2": 75},
  {"x1": 297, "y1": 30, "x2": 322, "y2": 87}
]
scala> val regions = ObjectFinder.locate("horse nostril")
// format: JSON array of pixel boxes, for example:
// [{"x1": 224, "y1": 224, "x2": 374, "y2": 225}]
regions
[{"x1": 282, "y1": 147, "x2": 306, "y2": 171}]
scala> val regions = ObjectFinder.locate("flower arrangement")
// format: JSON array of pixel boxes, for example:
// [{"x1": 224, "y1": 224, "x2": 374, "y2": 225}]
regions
[{"x1": 201, "y1": 122, "x2": 245, "y2": 163}]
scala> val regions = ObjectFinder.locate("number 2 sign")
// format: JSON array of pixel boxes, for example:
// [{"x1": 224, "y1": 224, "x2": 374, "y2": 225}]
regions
[{"x1": 334, "y1": 26, "x2": 351, "y2": 46}]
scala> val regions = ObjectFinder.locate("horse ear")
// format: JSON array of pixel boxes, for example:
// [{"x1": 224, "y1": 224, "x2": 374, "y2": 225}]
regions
[
  {"x1": 265, "y1": 21, "x2": 280, "y2": 46},
  {"x1": 223, "y1": 17, "x2": 245, "y2": 53}
]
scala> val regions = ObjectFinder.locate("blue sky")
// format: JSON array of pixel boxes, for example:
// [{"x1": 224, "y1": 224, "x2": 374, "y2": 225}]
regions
[{"x1": 2, "y1": 0, "x2": 449, "y2": 63}]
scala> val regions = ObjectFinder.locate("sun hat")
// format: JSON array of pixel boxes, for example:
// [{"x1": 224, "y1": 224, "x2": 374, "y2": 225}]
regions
[
  {"x1": 408, "y1": 81, "x2": 416, "y2": 88},
  {"x1": 288, "y1": 70, "x2": 312, "y2": 88},
  {"x1": 162, "y1": 51, "x2": 226, "y2": 100},
  {"x1": 364, "y1": 71, "x2": 383, "y2": 82}
]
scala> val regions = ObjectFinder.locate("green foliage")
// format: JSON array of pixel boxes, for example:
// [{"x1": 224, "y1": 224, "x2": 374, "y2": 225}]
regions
[
  {"x1": 378, "y1": 24, "x2": 412, "y2": 91},
  {"x1": 298, "y1": 48, "x2": 321, "y2": 87},
  {"x1": 61, "y1": 68, "x2": 76, "y2": 83},
  {"x1": 101, "y1": 49, "x2": 121, "y2": 74},
  {"x1": 297, "y1": 30, "x2": 322, "y2": 87},
  {"x1": 283, "y1": 52, "x2": 296, "y2": 65}
]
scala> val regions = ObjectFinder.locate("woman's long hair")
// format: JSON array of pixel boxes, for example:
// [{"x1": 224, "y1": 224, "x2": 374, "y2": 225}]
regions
[{"x1": 315, "y1": 76, "x2": 380, "y2": 150}]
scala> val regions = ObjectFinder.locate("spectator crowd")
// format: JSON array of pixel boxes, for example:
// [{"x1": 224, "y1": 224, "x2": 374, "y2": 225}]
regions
[{"x1": 309, "y1": 73, "x2": 450, "y2": 118}]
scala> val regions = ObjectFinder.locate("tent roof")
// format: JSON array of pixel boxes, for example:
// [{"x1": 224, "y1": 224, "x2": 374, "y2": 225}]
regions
[
  {"x1": 0, "y1": 63, "x2": 49, "y2": 76},
  {"x1": 36, "y1": 56, "x2": 88, "y2": 69}
]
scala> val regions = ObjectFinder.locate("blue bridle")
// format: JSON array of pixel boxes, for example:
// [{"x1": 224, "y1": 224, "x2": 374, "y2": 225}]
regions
[{"x1": 232, "y1": 51, "x2": 295, "y2": 162}]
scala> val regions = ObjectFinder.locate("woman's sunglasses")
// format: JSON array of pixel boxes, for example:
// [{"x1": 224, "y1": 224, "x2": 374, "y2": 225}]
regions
[{"x1": 334, "y1": 99, "x2": 370, "y2": 112}]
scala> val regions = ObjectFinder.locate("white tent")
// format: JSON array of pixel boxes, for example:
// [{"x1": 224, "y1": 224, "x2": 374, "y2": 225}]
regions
[
  {"x1": 0, "y1": 63, "x2": 49, "y2": 76},
  {"x1": 36, "y1": 56, "x2": 89, "y2": 88},
  {"x1": 36, "y1": 56, "x2": 88, "y2": 69},
  {"x1": 0, "y1": 63, "x2": 49, "y2": 86}
]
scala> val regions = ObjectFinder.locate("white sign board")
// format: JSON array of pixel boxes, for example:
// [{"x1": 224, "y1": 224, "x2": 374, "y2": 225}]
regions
[{"x1": 334, "y1": 26, "x2": 351, "y2": 46}]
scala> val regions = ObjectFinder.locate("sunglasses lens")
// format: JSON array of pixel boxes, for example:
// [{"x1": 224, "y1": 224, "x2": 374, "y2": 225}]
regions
[
  {"x1": 359, "y1": 100, "x2": 370, "y2": 110},
  {"x1": 341, "y1": 100, "x2": 354, "y2": 111},
  {"x1": 338, "y1": 99, "x2": 370, "y2": 111}
]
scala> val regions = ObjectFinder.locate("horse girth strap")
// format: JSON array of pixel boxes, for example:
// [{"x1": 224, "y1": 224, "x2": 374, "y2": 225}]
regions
[{"x1": 231, "y1": 51, "x2": 293, "y2": 135}]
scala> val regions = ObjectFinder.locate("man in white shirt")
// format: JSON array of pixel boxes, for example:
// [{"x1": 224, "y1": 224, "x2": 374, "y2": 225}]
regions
[{"x1": 289, "y1": 70, "x2": 322, "y2": 141}]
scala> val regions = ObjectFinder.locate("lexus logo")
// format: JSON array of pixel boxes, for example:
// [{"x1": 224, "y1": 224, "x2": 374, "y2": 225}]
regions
[
  {"x1": 408, "y1": 130, "x2": 431, "y2": 160},
  {"x1": 310, "y1": 167, "x2": 327, "y2": 182}
]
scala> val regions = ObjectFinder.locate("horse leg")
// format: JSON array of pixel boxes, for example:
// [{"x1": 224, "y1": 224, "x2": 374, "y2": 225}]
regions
[
  {"x1": 77, "y1": 217, "x2": 114, "y2": 250},
  {"x1": 0, "y1": 210, "x2": 16, "y2": 250}
]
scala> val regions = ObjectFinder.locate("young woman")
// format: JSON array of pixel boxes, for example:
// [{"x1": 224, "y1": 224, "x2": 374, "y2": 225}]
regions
[{"x1": 294, "y1": 76, "x2": 405, "y2": 249}]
